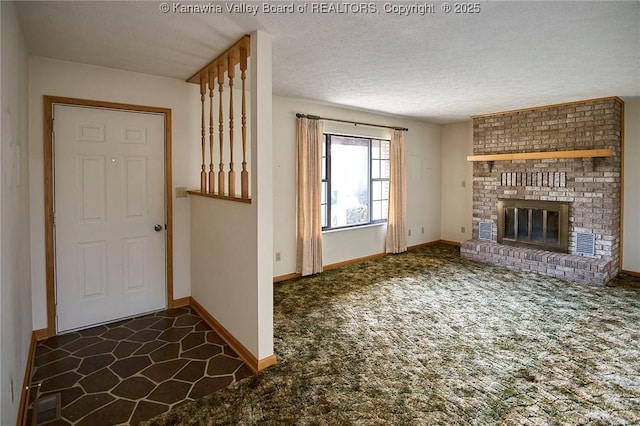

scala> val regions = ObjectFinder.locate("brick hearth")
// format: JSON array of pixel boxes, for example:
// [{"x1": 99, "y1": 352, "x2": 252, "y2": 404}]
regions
[{"x1": 461, "y1": 97, "x2": 623, "y2": 285}]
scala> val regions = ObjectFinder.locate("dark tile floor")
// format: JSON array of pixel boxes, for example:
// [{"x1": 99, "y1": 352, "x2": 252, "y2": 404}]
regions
[{"x1": 26, "y1": 307, "x2": 253, "y2": 425}]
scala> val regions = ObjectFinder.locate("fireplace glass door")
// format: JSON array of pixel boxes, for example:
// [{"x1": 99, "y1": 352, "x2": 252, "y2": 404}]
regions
[{"x1": 498, "y1": 199, "x2": 569, "y2": 252}]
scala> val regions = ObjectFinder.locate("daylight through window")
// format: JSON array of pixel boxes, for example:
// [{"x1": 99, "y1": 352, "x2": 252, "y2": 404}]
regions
[{"x1": 322, "y1": 134, "x2": 390, "y2": 230}]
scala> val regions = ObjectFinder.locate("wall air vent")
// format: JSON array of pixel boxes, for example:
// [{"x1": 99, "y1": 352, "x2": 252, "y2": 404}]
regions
[
  {"x1": 576, "y1": 232, "x2": 596, "y2": 256},
  {"x1": 479, "y1": 222, "x2": 493, "y2": 241}
]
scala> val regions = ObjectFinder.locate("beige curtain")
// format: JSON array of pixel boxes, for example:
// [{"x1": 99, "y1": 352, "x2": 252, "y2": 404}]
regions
[
  {"x1": 296, "y1": 117, "x2": 324, "y2": 275},
  {"x1": 385, "y1": 129, "x2": 408, "y2": 254}
]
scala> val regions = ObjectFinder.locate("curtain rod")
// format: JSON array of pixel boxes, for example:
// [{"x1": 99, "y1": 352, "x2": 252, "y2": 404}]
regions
[{"x1": 296, "y1": 113, "x2": 408, "y2": 132}]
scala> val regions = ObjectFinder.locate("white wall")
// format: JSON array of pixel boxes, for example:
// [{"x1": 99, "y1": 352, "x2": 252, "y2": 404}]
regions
[
  {"x1": 190, "y1": 31, "x2": 273, "y2": 361},
  {"x1": 441, "y1": 121, "x2": 473, "y2": 243},
  {"x1": 622, "y1": 97, "x2": 640, "y2": 273},
  {"x1": 272, "y1": 96, "x2": 442, "y2": 277},
  {"x1": 28, "y1": 57, "x2": 200, "y2": 330},
  {"x1": 1, "y1": 2, "x2": 32, "y2": 424}
]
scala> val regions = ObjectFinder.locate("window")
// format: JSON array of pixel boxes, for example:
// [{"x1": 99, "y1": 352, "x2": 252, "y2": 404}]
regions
[{"x1": 321, "y1": 134, "x2": 390, "y2": 230}]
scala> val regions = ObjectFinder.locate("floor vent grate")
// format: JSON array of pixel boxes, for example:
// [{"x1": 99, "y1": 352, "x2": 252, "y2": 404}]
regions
[{"x1": 33, "y1": 393, "x2": 60, "y2": 425}]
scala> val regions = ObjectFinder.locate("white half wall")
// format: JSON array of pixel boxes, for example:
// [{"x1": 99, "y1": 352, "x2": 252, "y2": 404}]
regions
[
  {"x1": 190, "y1": 31, "x2": 273, "y2": 362},
  {"x1": 1, "y1": 2, "x2": 32, "y2": 424},
  {"x1": 441, "y1": 121, "x2": 473, "y2": 243},
  {"x1": 622, "y1": 97, "x2": 640, "y2": 273},
  {"x1": 272, "y1": 96, "x2": 442, "y2": 277},
  {"x1": 190, "y1": 197, "x2": 259, "y2": 354},
  {"x1": 28, "y1": 57, "x2": 200, "y2": 330}
]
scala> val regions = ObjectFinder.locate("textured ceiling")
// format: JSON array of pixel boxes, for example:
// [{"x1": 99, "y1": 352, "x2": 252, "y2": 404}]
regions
[{"x1": 14, "y1": 1, "x2": 640, "y2": 123}]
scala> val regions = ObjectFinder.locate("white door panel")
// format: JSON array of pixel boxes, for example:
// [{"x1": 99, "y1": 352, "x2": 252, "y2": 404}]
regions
[
  {"x1": 77, "y1": 241, "x2": 107, "y2": 298},
  {"x1": 76, "y1": 155, "x2": 106, "y2": 223},
  {"x1": 54, "y1": 105, "x2": 166, "y2": 332}
]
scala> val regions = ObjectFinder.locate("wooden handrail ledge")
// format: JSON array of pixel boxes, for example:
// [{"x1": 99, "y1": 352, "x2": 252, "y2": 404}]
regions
[
  {"x1": 188, "y1": 190, "x2": 252, "y2": 204},
  {"x1": 467, "y1": 149, "x2": 613, "y2": 162}
]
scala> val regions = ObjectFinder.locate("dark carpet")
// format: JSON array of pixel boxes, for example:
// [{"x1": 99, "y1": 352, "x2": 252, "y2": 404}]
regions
[{"x1": 144, "y1": 244, "x2": 640, "y2": 425}]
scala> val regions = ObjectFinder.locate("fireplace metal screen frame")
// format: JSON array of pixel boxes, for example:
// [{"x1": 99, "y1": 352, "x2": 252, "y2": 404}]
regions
[{"x1": 497, "y1": 199, "x2": 569, "y2": 253}]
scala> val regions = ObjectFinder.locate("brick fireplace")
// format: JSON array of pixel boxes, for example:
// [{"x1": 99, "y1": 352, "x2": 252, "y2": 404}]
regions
[{"x1": 461, "y1": 97, "x2": 623, "y2": 285}]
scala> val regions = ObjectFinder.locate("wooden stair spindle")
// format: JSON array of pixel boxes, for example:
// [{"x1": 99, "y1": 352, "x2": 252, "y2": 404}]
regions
[
  {"x1": 208, "y1": 70, "x2": 216, "y2": 193},
  {"x1": 240, "y1": 47, "x2": 249, "y2": 199},
  {"x1": 185, "y1": 35, "x2": 251, "y2": 201},
  {"x1": 199, "y1": 73, "x2": 207, "y2": 192},
  {"x1": 228, "y1": 56, "x2": 236, "y2": 197},
  {"x1": 217, "y1": 63, "x2": 225, "y2": 195}
]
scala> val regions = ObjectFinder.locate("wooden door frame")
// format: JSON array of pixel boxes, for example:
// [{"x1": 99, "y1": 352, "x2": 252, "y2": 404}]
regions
[{"x1": 44, "y1": 96, "x2": 174, "y2": 337}]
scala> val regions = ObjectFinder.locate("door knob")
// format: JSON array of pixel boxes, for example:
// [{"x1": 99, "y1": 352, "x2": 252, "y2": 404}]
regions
[{"x1": 154, "y1": 224, "x2": 163, "y2": 232}]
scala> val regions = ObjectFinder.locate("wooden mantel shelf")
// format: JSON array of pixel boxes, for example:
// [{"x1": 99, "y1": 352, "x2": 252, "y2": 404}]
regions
[{"x1": 467, "y1": 149, "x2": 613, "y2": 162}]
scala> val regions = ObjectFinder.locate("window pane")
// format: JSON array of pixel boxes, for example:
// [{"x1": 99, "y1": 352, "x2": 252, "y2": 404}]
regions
[
  {"x1": 382, "y1": 181, "x2": 389, "y2": 199},
  {"x1": 372, "y1": 159, "x2": 380, "y2": 179},
  {"x1": 322, "y1": 139, "x2": 327, "y2": 180},
  {"x1": 321, "y1": 181, "x2": 327, "y2": 204},
  {"x1": 372, "y1": 139, "x2": 381, "y2": 159},
  {"x1": 330, "y1": 136, "x2": 369, "y2": 227},
  {"x1": 373, "y1": 200, "x2": 388, "y2": 221},
  {"x1": 321, "y1": 204, "x2": 327, "y2": 228},
  {"x1": 372, "y1": 200, "x2": 381, "y2": 221},
  {"x1": 381, "y1": 140, "x2": 390, "y2": 159},
  {"x1": 373, "y1": 181, "x2": 382, "y2": 200},
  {"x1": 381, "y1": 159, "x2": 390, "y2": 179}
]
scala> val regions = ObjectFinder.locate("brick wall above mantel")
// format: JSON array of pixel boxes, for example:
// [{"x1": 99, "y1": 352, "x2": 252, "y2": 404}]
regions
[
  {"x1": 472, "y1": 97, "x2": 623, "y2": 154},
  {"x1": 462, "y1": 97, "x2": 623, "y2": 285}
]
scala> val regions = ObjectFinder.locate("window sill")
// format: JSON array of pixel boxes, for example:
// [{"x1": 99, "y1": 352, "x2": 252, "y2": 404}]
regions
[{"x1": 322, "y1": 222, "x2": 387, "y2": 234}]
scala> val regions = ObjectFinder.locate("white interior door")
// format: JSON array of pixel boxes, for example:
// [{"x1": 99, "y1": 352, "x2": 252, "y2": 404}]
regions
[{"x1": 54, "y1": 105, "x2": 166, "y2": 332}]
